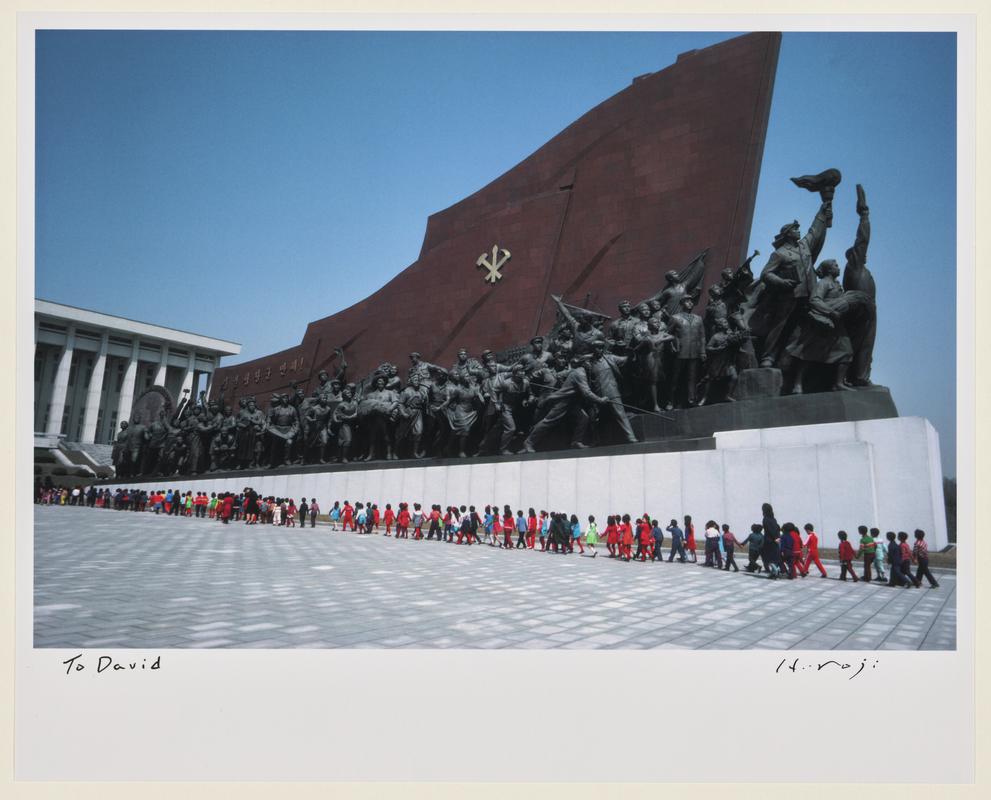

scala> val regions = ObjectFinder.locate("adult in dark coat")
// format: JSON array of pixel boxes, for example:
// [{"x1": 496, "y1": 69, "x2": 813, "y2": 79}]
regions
[
  {"x1": 551, "y1": 513, "x2": 571, "y2": 553},
  {"x1": 760, "y1": 502, "x2": 783, "y2": 578}
]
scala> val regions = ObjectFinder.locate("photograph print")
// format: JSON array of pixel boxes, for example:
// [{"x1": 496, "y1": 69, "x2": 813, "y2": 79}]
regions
[{"x1": 32, "y1": 28, "x2": 958, "y2": 653}]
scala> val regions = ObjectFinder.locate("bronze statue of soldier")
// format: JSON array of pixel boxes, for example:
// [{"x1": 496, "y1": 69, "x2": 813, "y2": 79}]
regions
[
  {"x1": 586, "y1": 339, "x2": 638, "y2": 444},
  {"x1": 523, "y1": 356, "x2": 607, "y2": 452},
  {"x1": 121, "y1": 416, "x2": 147, "y2": 476},
  {"x1": 181, "y1": 405, "x2": 206, "y2": 475},
  {"x1": 666, "y1": 296, "x2": 707, "y2": 409},
  {"x1": 208, "y1": 405, "x2": 238, "y2": 471},
  {"x1": 333, "y1": 384, "x2": 359, "y2": 463},
  {"x1": 450, "y1": 348, "x2": 485, "y2": 386},
  {"x1": 477, "y1": 361, "x2": 504, "y2": 455},
  {"x1": 699, "y1": 317, "x2": 747, "y2": 405},
  {"x1": 111, "y1": 421, "x2": 130, "y2": 477},
  {"x1": 841, "y1": 184, "x2": 876, "y2": 386},
  {"x1": 703, "y1": 284, "x2": 728, "y2": 343},
  {"x1": 426, "y1": 369, "x2": 454, "y2": 457},
  {"x1": 607, "y1": 301, "x2": 637, "y2": 353},
  {"x1": 295, "y1": 389, "x2": 322, "y2": 463},
  {"x1": 265, "y1": 394, "x2": 299, "y2": 467},
  {"x1": 646, "y1": 250, "x2": 708, "y2": 320},
  {"x1": 301, "y1": 395, "x2": 333, "y2": 463},
  {"x1": 208, "y1": 406, "x2": 238, "y2": 471},
  {"x1": 235, "y1": 396, "x2": 266, "y2": 469},
  {"x1": 315, "y1": 348, "x2": 349, "y2": 399},
  {"x1": 746, "y1": 169, "x2": 838, "y2": 367},
  {"x1": 408, "y1": 351, "x2": 441, "y2": 385},
  {"x1": 485, "y1": 362, "x2": 528, "y2": 456},
  {"x1": 193, "y1": 400, "x2": 223, "y2": 473},
  {"x1": 519, "y1": 355, "x2": 558, "y2": 433},
  {"x1": 526, "y1": 336, "x2": 553, "y2": 367},
  {"x1": 718, "y1": 249, "x2": 760, "y2": 314},
  {"x1": 141, "y1": 409, "x2": 171, "y2": 475},
  {"x1": 161, "y1": 417, "x2": 188, "y2": 476},
  {"x1": 551, "y1": 295, "x2": 608, "y2": 355}
]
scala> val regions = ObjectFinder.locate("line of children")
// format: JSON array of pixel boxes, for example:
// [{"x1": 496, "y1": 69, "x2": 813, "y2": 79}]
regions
[{"x1": 78, "y1": 488, "x2": 946, "y2": 589}]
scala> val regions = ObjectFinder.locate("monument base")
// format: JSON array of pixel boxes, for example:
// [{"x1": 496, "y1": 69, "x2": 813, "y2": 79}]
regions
[
  {"x1": 631, "y1": 384, "x2": 898, "y2": 443},
  {"x1": 101, "y1": 415, "x2": 946, "y2": 550}
]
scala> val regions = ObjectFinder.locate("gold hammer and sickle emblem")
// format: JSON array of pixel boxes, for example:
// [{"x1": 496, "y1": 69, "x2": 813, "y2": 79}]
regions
[{"x1": 476, "y1": 245, "x2": 511, "y2": 284}]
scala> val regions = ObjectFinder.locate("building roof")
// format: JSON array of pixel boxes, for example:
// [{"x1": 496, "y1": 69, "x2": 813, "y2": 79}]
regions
[{"x1": 35, "y1": 299, "x2": 241, "y2": 356}]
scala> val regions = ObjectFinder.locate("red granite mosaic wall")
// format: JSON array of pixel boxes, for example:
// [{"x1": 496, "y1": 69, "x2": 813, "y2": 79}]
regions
[{"x1": 213, "y1": 31, "x2": 781, "y2": 405}]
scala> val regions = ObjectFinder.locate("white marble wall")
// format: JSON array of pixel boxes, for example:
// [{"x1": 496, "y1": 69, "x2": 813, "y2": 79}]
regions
[{"x1": 106, "y1": 417, "x2": 948, "y2": 548}]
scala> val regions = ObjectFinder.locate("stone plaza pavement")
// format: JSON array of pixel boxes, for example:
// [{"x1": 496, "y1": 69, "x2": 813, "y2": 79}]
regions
[{"x1": 33, "y1": 506, "x2": 956, "y2": 650}]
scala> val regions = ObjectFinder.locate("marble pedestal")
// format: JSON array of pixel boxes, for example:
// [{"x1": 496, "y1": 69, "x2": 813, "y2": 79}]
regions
[{"x1": 103, "y1": 416, "x2": 947, "y2": 550}]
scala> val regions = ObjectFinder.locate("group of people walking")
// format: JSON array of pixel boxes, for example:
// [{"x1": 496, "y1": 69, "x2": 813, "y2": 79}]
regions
[
  {"x1": 51, "y1": 486, "x2": 941, "y2": 589},
  {"x1": 743, "y1": 503, "x2": 940, "y2": 589}
]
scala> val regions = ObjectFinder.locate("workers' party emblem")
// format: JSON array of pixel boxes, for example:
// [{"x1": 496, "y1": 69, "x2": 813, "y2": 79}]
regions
[{"x1": 477, "y1": 245, "x2": 511, "y2": 284}]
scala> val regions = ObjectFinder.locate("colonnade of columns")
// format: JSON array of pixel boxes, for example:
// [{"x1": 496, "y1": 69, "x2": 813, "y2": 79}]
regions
[{"x1": 39, "y1": 335, "x2": 214, "y2": 444}]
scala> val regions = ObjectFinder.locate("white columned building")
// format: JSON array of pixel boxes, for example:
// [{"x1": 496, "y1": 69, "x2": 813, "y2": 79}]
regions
[{"x1": 35, "y1": 299, "x2": 240, "y2": 472}]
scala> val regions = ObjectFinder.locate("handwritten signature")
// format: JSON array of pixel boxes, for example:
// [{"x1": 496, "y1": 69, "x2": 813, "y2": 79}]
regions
[{"x1": 775, "y1": 657, "x2": 879, "y2": 680}]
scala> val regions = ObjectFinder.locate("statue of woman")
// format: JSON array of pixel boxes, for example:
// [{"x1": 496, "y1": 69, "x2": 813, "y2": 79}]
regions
[
  {"x1": 785, "y1": 259, "x2": 871, "y2": 394},
  {"x1": 440, "y1": 372, "x2": 483, "y2": 458},
  {"x1": 631, "y1": 317, "x2": 675, "y2": 413}
]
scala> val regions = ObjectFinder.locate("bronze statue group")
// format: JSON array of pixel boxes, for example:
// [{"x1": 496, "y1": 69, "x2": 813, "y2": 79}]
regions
[{"x1": 112, "y1": 171, "x2": 878, "y2": 479}]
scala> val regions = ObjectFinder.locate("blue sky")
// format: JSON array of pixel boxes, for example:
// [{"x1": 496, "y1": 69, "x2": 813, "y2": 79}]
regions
[{"x1": 34, "y1": 29, "x2": 958, "y2": 474}]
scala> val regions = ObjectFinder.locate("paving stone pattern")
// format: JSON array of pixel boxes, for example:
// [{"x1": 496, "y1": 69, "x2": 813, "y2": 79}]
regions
[{"x1": 34, "y1": 507, "x2": 956, "y2": 650}]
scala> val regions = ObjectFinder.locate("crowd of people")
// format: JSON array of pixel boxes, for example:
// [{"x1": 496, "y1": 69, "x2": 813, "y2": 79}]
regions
[{"x1": 40, "y1": 484, "x2": 940, "y2": 589}]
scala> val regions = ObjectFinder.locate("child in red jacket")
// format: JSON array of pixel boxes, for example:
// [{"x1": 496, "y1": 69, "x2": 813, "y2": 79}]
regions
[
  {"x1": 789, "y1": 524, "x2": 808, "y2": 577},
  {"x1": 684, "y1": 515, "x2": 698, "y2": 563},
  {"x1": 837, "y1": 531, "x2": 859, "y2": 582},
  {"x1": 897, "y1": 531, "x2": 919, "y2": 588},
  {"x1": 605, "y1": 516, "x2": 619, "y2": 557},
  {"x1": 802, "y1": 523, "x2": 827, "y2": 577},
  {"x1": 396, "y1": 503, "x2": 410, "y2": 538},
  {"x1": 620, "y1": 514, "x2": 634, "y2": 561},
  {"x1": 383, "y1": 503, "x2": 395, "y2": 536},
  {"x1": 502, "y1": 507, "x2": 514, "y2": 549},
  {"x1": 638, "y1": 519, "x2": 653, "y2": 561}
]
